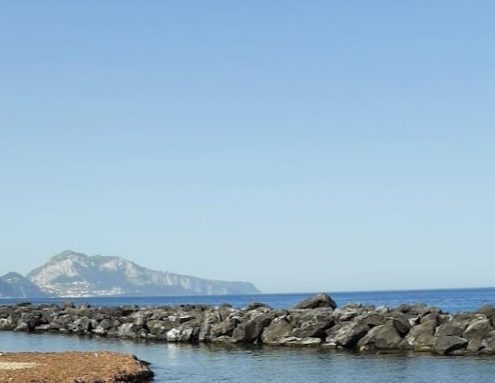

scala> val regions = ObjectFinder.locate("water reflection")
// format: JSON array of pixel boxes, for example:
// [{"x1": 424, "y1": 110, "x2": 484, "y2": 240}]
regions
[{"x1": 1, "y1": 332, "x2": 495, "y2": 382}]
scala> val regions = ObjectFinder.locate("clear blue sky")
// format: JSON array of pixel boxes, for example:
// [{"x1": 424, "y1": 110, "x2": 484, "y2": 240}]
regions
[{"x1": 0, "y1": 1, "x2": 494, "y2": 293}]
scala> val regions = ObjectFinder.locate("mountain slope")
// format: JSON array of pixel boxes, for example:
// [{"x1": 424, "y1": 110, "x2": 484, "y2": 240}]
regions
[
  {"x1": 0, "y1": 272, "x2": 47, "y2": 298},
  {"x1": 27, "y1": 250, "x2": 260, "y2": 297}
]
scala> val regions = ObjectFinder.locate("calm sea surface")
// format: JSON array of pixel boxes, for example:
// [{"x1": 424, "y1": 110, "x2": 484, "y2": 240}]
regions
[{"x1": 2, "y1": 288, "x2": 495, "y2": 382}]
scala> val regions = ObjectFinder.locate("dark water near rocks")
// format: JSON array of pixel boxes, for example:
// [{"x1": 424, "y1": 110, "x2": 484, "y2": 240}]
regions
[{"x1": 2, "y1": 288, "x2": 495, "y2": 382}]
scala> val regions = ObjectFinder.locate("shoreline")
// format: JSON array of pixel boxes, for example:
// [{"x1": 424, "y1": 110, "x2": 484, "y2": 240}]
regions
[
  {"x1": 1, "y1": 293, "x2": 495, "y2": 356},
  {"x1": 0, "y1": 352, "x2": 153, "y2": 383}
]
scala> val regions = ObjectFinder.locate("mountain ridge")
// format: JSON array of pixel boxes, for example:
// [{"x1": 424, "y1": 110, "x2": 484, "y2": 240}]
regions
[{"x1": 0, "y1": 250, "x2": 260, "y2": 298}]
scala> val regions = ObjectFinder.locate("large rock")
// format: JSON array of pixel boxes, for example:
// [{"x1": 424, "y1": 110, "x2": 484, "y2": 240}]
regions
[
  {"x1": 166, "y1": 323, "x2": 200, "y2": 342},
  {"x1": 231, "y1": 311, "x2": 273, "y2": 343},
  {"x1": 463, "y1": 317, "x2": 493, "y2": 352},
  {"x1": 294, "y1": 293, "x2": 337, "y2": 310},
  {"x1": 481, "y1": 330, "x2": 495, "y2": 353},
  {"x1": 435, "y1": 319, "x2": 467, "y2": 337},
  {"x1": 261, "y1": 316, "x2": 294, "y2": 345},
  {"x1": 357, "y1": 321, "x2": 403, "y2": 351},
  {"x1": 326, "y1": 322, "x2": 369, "y2": 349},
  {"x1": 291, "y1": 308, "x2": 335, "y2": 339},
  {"x1": 403, "y1": 320, "x2": 437, "y2": 351},
  {"x1": 432, "y1": 336, "x2": 468, "y2": 355}
]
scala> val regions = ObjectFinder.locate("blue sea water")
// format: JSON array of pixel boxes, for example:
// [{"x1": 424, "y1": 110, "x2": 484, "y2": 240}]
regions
[
  {"x1": 2, "y1": 287, "x2": 495, "y2": 313},
  {"x1": 2, "y1": 288, "x2": 495, "y2": 382}
]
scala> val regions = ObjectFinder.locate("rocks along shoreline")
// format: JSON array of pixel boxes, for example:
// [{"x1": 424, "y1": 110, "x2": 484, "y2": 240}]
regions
[{"x1": 2, "y1": 293, "x2": 495, "y2": 356}]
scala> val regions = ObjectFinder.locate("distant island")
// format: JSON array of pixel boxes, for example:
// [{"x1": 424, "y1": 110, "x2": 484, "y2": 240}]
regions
[{"x1": 0, "y1": 250, "x2": 260, "y2": 298}]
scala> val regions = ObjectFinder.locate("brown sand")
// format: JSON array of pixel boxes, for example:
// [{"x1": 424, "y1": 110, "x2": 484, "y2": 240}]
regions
[{"x1": 0, "y1": 352, "x2": 153, "y2": 383}]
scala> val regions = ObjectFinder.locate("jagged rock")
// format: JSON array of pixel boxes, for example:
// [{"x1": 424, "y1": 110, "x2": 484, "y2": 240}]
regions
[
  {"x1": 294, "y1": 293, "x2": 337, "y2": 310},
  {"x1": 359, "y1": 313, "x2": 385, "y2": 328},
  {"x1": 432, "y1": 336, "x2": 468, "y2": 355},
  {"x1": 68, "y1": 317, "x2": 92, "y2": 334},
  {"x1": 166, "y1": 323, "x2": 200, "y2": 342},
  {"x1": 211, "y1": 316, "x2": 240, "y2": 338},
  {"x1": 464, "y1": 317, "x2": 493, "y2": 339},
  {"x1": 291, "y1": 308, "x2": 335, "y2": 339},
  {"x1": 0, "y1": 317, "x2": 13, "y2": 330},
  {"x1": 14, "y1": 321, "x2": 29, "y2": 332},
  {"x1": 403, "y1": 320, "x2": 437, "y2": 351},
  {"x1": 146, "y1": 319, "x2": 176, "y2": 338},
  {"x1": 463, "y1": 317, "x2": 493, "y2": 352},
  {"x1": 231, "y1": 312, "x2": 273, "y2": 343},
  {"x1": 435, "y1": 319, "x2": 467, "y2": 337},
  {"x1": 262, "y1": 316, "x2": 294, "y2": 345},
  {"x1": 386, "y1": 313, "x2": 411, "y2": 336},
  {"x1": 198, "y1": 312, "x2": 220, "y2": 342},
  {"x1": 481, "y1": 330, "x2": 495, "y2": 353},
  {"x1": 118, "y1": 323, "x2": 140, "y2": 338},
  {"x1": 326, "y1": 322, "x2": 369, "y2": 349},
  {"x1": 357, "y1": 321, "x2": 403, "y2": 351}
]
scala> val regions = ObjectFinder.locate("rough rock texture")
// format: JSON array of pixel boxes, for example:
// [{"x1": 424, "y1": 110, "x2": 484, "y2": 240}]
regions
[
  {"x1": 0, "y1": 352, "x2": 153, "y2": 383},
  {"x1": 294, "y1": 293, "x2": 337, "y2": 310},
  {"x1": 1, "y1": 293, "x2": 495, "y2": 356}
]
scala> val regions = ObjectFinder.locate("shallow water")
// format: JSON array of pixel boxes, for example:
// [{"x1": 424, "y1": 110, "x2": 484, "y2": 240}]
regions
[{"x1": 1, "y1": 332, "x2": 495, "y2": 382}]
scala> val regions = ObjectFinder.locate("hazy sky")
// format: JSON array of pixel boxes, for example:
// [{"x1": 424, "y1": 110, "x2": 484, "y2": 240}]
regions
[{"x1": 1, "y1": 1, "x2": 494, "y2": 293}]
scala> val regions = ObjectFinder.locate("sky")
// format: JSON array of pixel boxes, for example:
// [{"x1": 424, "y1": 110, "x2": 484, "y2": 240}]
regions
[{"x1": 0, "y1": 1, "x2": 494, "y2": 293}]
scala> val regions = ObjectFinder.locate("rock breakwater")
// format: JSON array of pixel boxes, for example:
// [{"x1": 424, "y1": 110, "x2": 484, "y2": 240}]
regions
[{"x1": 2, "y1": 293, "x2": 495, "y2": 356}]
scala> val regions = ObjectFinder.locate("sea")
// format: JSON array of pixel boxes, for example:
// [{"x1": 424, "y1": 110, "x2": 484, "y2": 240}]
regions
[{"x1": 2, "y1": 288, "x2": 495, "y2": 383}]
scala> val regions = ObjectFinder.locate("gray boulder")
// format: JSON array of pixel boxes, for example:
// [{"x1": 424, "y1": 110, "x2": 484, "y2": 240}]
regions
[
  {"x1": 403, "y1": 320, "x2": 437, "y2": 351},
  {"x1": 231, "y1": 312, "x2": 273, "y2": 343},
  {"x1": 435, "y1": 319, "x2": 467, "y2": 337},
  {"x1": 432, "y1": 336, "x2": 468, "y2": 355},
  {"x1": 261, "y1": 316, "x2": 294, "y2": 345},
  {"x1": 291, "y1": 308, "x2": 335, "y2": 339},
  {"x1": 118, "y1": 323, "x2": 140, "y2": 338},
  {"x1": 463, "y1": 317, "x2": 493, "y2": 352},
  {"x1": 357, "y1": 321, "x2": 403, "y2": 351},
  {"x1": 326, "y1": 322, "x2": 369, "y2": 349},
  {"x1": 294, "y1": 293, "x2": 337, "y2": 310}
]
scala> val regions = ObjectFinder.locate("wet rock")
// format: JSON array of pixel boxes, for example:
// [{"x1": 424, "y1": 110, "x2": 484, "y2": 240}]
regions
[{"x1": 282, "y1": 336, "x2": 322, "y2": 346}]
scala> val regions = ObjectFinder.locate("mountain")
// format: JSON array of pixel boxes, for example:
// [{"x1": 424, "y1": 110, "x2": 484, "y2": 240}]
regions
[
  {"x1": 0, "y1": 272, "x2": 47, "y2": 298},
  {"x1": 26, "y1": 250, "x2": 260, "y2": 297}
]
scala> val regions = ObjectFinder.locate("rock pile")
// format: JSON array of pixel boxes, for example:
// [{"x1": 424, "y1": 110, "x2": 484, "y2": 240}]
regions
[{"x1": 2, "y1": 294, "x2": 495, "y2": 356}]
